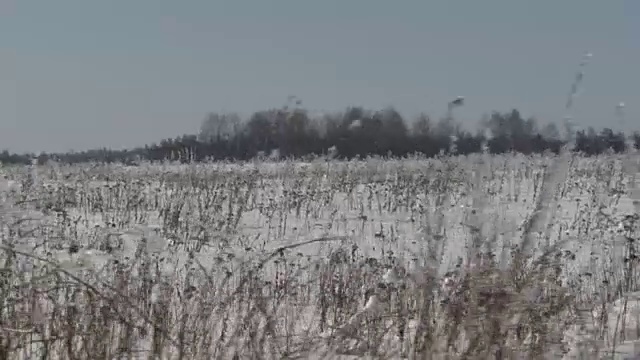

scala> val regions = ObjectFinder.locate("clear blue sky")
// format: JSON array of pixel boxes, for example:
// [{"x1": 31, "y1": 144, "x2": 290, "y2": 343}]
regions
[{"x1": 1, "y1": 0, "x2": 638, "y2": 153}]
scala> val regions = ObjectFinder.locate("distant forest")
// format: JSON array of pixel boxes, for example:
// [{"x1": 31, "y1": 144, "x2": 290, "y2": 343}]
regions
[{"x1": 0, "y1": 103, "x2": 636, "y2": 165}]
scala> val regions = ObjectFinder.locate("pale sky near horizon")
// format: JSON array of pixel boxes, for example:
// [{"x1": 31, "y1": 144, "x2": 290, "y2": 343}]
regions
[{"x1": 1, "y1": 0, "x2": 638, "y2": 153}]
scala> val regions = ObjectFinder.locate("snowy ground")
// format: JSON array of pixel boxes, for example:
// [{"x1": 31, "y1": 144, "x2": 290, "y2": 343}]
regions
[{"x1": 2, "y1": 154, "x2": 640, "y2": 358}]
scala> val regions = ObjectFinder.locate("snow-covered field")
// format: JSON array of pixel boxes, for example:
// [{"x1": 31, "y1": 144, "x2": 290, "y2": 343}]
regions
[{"x1": 2, "y1": 153, "x2": 640, "y2": 359}]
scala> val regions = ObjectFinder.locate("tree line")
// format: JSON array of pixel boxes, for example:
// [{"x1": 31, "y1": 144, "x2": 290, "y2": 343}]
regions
[{"x1": 0, "y1": 105, "x2": 636, "y2": 165}]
